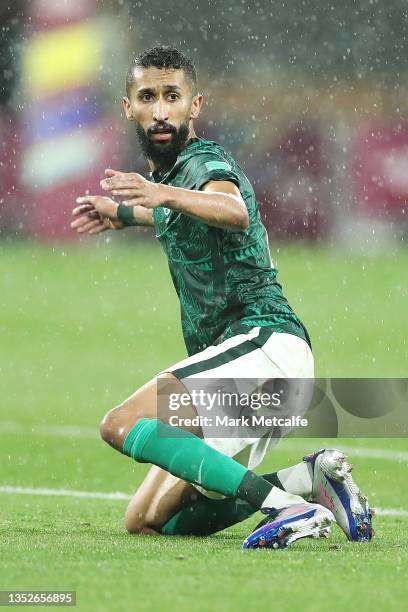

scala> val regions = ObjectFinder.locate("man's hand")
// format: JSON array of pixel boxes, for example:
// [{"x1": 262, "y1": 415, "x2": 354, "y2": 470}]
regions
[
  {"x1": 71, "y1": 195, "x2": 124, "y2": 235},
  {"x1": 100, "y1": 168, "x2": 165, "y2": 209}
]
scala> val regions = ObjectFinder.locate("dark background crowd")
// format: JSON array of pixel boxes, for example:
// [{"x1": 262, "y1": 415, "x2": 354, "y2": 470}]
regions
[{"x1": 1, "y1": 0, "x2": 407, "y2": 247}]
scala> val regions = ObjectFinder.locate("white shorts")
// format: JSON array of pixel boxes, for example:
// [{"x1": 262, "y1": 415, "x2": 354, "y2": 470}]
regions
[{"x1": 164, "y1": 327, "x2": 314, "y2": 473}]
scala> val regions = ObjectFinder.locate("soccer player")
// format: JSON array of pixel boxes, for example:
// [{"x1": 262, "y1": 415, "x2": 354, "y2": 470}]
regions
[{"x1": 71, "y1": 46, "x2": 373, "y2": 548}]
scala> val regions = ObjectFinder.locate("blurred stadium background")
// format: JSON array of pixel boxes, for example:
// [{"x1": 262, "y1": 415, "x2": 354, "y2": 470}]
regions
[
  {"x1": 1, "y1": 2, "x2": 407, "y2": 610},
  {"x1": 1, "y1": 0, "x2": 407, "y2": 245}
]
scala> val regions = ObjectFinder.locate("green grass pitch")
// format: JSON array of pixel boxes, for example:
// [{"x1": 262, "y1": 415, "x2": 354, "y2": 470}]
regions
[{"x1": 0, "y1": 241, "x2": 407, "y2": 611}]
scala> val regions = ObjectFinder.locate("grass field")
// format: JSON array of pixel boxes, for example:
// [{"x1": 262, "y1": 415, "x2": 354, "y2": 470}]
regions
[{"x1": 0, "y1": 241, "x2": 407, "y2": 611}]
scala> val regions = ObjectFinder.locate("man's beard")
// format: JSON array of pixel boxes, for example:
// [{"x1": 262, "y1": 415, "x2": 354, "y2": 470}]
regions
[{"x1": 135, "y1": 120, "x2": 191, "y2": 170}]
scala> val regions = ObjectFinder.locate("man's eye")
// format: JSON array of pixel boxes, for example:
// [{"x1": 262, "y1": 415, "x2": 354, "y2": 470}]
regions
[
  {"x1": 141, "y1": 94, "x2": 152, "y2": 102},
  {"x1": 168, "y1": 93, "x2": 179, "y2": 101}
]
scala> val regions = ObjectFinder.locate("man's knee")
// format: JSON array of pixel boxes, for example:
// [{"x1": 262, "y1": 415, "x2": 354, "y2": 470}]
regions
[
  {"x1": 124, "y1": 504, "x2": 163, "y2": 535},
  {"x1": 124, "y1": 507, "x2": 147, "y2": 534},
  {"x1": 100, "y1": 377, "x2": 159, "y2": 449},
  {"x1": 99, "y1": 401, "x2": 138, "y2": 450}
]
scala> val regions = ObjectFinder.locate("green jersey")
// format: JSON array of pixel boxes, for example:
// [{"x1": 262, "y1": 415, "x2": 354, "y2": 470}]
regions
[{"x1": 151, "y1": 137, "x2": 311, "y2": 356}]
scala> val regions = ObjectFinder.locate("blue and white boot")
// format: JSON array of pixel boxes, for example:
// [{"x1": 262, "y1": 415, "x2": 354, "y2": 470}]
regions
[
  {"x1": 304, "y1": 448, "x2": 375, "y2": 541},
  {"x1": 242, "y1": 503, "x2": 334, "y2": 550}
]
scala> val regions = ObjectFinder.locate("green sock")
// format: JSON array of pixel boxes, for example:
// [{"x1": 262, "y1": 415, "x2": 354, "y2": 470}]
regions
[
  {"x1": 123, "y1": 418, "x2": 273, "y2": 506},
  {"x1": 161, "y1": 471, "x2": 284, "y2": 536}
]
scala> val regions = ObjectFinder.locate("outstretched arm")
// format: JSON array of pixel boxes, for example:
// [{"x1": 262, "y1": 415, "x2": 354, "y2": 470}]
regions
[{"x1": 101, "y1": 170, "x2": 249, "y2": 232}]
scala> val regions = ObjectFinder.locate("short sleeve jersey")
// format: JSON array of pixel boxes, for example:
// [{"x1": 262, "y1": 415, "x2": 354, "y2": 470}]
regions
[{"x1": 151, "y1": 137, "x2": 311, "y2": 356}]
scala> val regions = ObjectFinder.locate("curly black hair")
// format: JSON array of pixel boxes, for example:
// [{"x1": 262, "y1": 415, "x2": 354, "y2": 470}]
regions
[{"x1": 126, "y1": 46, "x2": 197, "y2": 97}]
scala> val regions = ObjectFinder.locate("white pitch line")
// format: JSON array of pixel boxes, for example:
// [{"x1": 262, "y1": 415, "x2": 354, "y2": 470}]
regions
[
  {"x1": 2, "y1": 421, "x2": 408, "y2": 463},
  {"x1": 0, "y1": 486, "x2": 129, "y2": 500},
  {"x1": 377, "y1": 508, "x2": 408, "y2": 518},
  {"x1": 1, "y1": 418, "x2": 408, "y2": 469},
  {"x1": 337, "y1": 445, "x2": 408, "y2": 463},
  {"x1": 282, "y1": 441, "x2": 408, "y2": 463},
  {"x1": 0, "y1": 420, "x2": 96, "y2": 439},
  {"x1": 0, "y1": 485, "x2": 407, "y2": 518}
]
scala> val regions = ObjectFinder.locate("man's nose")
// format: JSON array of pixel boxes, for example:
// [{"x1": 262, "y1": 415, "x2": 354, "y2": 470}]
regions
[{"x1": 152, "y1": 99, "x2": 169, "y2": 123}]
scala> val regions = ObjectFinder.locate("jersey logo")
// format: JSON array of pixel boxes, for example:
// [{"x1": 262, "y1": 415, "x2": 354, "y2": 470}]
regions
[{"x1": 205, "y1": 161, "x2": 231, "y2": 172}]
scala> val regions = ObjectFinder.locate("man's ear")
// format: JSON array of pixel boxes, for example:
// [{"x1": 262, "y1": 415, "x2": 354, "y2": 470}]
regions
[
  {"x1": 190, "y1": 94, "x2": 204, "y2": 120},
  {"x1": 122, "y1": 97, "x2": 134, "y2": 121}
]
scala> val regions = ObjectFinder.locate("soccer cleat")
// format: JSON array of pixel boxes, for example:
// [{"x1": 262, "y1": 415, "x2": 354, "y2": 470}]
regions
[
  {"x1": 242, "y1": 503, "x2": 334, "y2": 550},
  {"x1": 304, "y1": 448, "x2": 375, "y2": 542}
]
